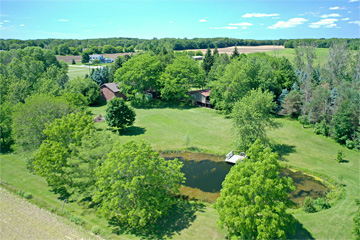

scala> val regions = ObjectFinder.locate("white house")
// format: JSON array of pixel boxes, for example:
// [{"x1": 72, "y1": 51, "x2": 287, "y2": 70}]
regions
[{"x1": 89, "y1": 54, "x2": 114, "y2": 64}]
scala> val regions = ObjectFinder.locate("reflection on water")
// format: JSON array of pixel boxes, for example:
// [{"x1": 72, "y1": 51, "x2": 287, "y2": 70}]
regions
[{"x1": 162, "y1": 153, "x2": 328, "y2": 204}]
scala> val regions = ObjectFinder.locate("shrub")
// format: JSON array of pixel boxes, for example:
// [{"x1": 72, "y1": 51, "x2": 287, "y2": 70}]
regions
[
  {"x1": 337, "y1": 150, "x2": 345, "y2": 163},
  {"x1": 314, "y1": 197, "x2": 331, "y2": 211},
  {"x1": 303, "y1": 196, "x2": 316, "y2": 213},
  {"x1": 346, "y1": 140, "x2": 355, "y2": 150},
  {"x1": 72, "y1": 59, "x2": 76, "y2": 65},
  {"x1": 24, "y1": 192, "x2": 33, "y2": 199},
  {"x1": 91, "y1": 226, "x2": 102, "y2": 235}
]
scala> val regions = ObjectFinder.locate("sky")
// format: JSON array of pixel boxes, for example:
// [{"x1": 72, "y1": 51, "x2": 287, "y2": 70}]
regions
[{"x1": 0, "y1": 0, "x2": 359, "y2": 40}]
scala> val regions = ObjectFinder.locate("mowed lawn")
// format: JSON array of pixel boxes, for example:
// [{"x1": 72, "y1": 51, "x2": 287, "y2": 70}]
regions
[
  {"x1": 1, "y1": 103, "x2": 359, "y2": 239},
  {"x1": 68, "y1": 66, "x2": 91, "y2": 80}
]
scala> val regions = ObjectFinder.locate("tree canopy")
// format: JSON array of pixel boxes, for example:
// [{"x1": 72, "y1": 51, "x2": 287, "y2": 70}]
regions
[
  {"x1": 93, "y1": 140, "x2": 185, "y2": 228},
  {"x1": 105, "y1": 98, "x2": 136, "y2": 129},
  {"x1": 216, "y1": 141, "x2": 295, "y2": 239},
  {"x1": 232, "y1": 89, "x2": 277, "y2": 151}
]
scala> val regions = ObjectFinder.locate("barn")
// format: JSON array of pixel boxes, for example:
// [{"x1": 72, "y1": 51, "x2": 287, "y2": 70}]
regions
[
  {"x1": 100, "y1": 83, "x2": 127, "y2": 101},
  {"x1": 189, "y1": 89, "x2": 212, "y2": 108}
]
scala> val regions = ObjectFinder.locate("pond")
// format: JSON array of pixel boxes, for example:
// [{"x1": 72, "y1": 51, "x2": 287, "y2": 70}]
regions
[{"x1": 161, "y1": 152, "x2": 328, "y2": 205}]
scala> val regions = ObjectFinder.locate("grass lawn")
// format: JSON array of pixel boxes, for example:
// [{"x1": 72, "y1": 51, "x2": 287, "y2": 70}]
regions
[
  {"x1": 68, "y1": 66, "x2": 91, "y2": 80},
  {"x1": 1, "y1": 103, "x2": 359, "y2": 239}
]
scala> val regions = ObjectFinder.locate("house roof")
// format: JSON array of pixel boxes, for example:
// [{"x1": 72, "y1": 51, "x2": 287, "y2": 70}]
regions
[
  {"x1": 101, "y1": 83, "x2": 120, "y2": 93},
  {"x1": 189, "y1": 89, "x2": 211, "y2": 97},
  {"x1": 90, "y1": 54, "x2": 103, "y2": 58}
]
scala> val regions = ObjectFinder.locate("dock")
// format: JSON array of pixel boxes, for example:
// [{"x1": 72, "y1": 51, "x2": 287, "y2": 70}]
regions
[{"x1": 225, "y1": 151, "x2": 246, "y2": 164}]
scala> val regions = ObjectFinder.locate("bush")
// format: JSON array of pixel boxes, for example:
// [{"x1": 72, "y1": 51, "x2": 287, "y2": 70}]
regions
[
  {"x1": 337, "y1": 150, "x2": 345, "y2": 163},
  {"x1": 346, "y1": 140, "x2": 355, "y2": 150},
  {"x1": 303, "y1": 196, "x2": 316, "y2": 213},
  {"x1": 314, "y1": 197, "x2": 331, "y2": 211},
  {"x1": 24, "y1": 192, "x2": 33, "y2": 199},
  {"x1": 105, "y1": 98, "x2": 136, "y2": 129},
  {"x1": 91, "y1": 226, "x2": 102, "y2": 235}
]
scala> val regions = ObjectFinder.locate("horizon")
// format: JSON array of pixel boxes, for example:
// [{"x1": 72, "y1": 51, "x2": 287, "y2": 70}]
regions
[{"x1": 1, "y1": 0, "x2": 359, "y2": 40}]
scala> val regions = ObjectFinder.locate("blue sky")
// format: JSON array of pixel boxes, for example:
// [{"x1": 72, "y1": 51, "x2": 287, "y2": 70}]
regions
[{"x1": 0, "y1": 0, "x2": 359, "y2": 40}]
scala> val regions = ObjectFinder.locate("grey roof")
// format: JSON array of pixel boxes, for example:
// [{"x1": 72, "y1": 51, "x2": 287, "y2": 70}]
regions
[{"x1": 102, "y1": 83, "x2": 120, "y2": 93}]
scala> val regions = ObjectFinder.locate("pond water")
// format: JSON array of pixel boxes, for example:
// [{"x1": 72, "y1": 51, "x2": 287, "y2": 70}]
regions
[{"x1": 162, "y1": 152, "x2": 328, "y2": 204}]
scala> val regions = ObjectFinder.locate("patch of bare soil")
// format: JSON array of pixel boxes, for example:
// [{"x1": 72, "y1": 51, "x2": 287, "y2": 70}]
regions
[{"x1": 183, "y1": 45, "x2": 285, "y2": 55}]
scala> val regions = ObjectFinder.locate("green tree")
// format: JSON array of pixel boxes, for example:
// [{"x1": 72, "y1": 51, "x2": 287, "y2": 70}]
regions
[
  {"x1": 81, "y1": 52, "x2": 90, "y2": 64},
  {"x1": 216, "y1": 141, "x2": 295, "y2": 239},
  {"x1": 11, "y1": 94, "x2": 74, "y2": 152},
  {"x1": 159, "y1": 55, "x2": 205, "y2": 100},
  {"x1": 0, "y1": 101, "x2": 13, "y2": 151},
  {"x1": 232, "y1": 89, "x2": 277, "y2": 151},
  {"x1": 202, "y1": 47, "x2": 214, "y2": 74},
  {"x1": 58, "y1": 44, "x2": 70, "y2": 56},
  {"x1": 94, "y1": 140, "x2": 185, "y2": 228},
  {"x1": 72, "y1": 59, "x2": 76, "y2": 64},
  {"x1": 281, "y1": 90, "x2": 302, "y2": 117},
  {"x1": 65, "y1": 77, "x2": 100, "y2": 105},
  {"x1": 33, "y1": 112, "x2": 95, "y2": 195},
  {"x1": 231, "y1": 46, "x2": 239, "y2": 59},
  {"x1": 114, "y1": 54, "x2": 162, "y2": 98},
  {"x1": 105, "y1": 98, "x2": 136, "y2": 130}
]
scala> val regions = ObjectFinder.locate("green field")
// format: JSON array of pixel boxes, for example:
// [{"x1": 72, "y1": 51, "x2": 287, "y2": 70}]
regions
[
  {"x1": 1, "y1": 103, "x2": 359, "y2": 239},
  {"x1": 263, "y1": 48, "x2": 330, "y2": 66},
  {"x1": 68, "y1": 66, "x2": 91, "y2": 80}
]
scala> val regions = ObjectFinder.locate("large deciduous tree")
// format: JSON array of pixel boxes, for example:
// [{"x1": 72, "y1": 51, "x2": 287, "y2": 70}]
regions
[
  {"x1": 232, "y1": 89, "x2": 277, "y2": 151},
  {"x1": 216, "y1": 141, "x2": 295, "y2": 239},
  {"x1": 11, "y1": 94, "x2": 75, "y2": 152},
  {"x1": 33, "y1": 112, "x2": 95, "y2": 195},
  {"x1": 94, "y1": 140, "x2": 185, "y2": 228},
  {"x1": 105, "y1": 98, "x2": 136, "y2": 130},
  {"x1": 159, "y1": 55, "x2": 205, "y2": 100},
  {"x1": 114, "y1": 53, "x2": 163, "y2": 98}
]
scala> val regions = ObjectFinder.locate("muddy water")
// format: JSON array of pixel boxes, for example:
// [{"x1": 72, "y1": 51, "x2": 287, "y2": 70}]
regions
[{"x1": 161, "y1": 152, "x2": 328, "y2": 204}]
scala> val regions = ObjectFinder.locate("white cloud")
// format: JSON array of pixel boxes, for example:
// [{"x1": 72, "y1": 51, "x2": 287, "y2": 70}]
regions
[
  {"x1": 199, "y1": 19, "x2": 207, "y2": 22},
  {"x1": 260, "y1": 23, "x2": 264, "y2": 26},
  {"x1": 329, "y1": 6, "x2": 340, "y2": 10},
  {"x1": 349, "y1": 21, "x2": 360, "y2": 26},
  {"x1": 19, "y1": 24, "x2": 25, "y2": 27},
  {"x1": 242, "y1": 13, "x2": 279, "y2": 18},
  {"x1": 242, "y1": 27, "x2": 247, "y2": 29},
  {"x1": 58, "y1": 19, "x2": 68, "y2": 22},
  {"x1": 268, "y1": 18, "x2": 307, "y2": 29},
  {"x1": 229, "y1": 22, "x2": 253, "y2": 26},
  {"x1": 342, "y1": 18, "x2": 350, "y2": 20},
  {"x1": 321, "y1": 13, "x2": 341, "y2": 18},
  {"x1": 209, "y1": 26, "x2": 238, "y2": 29},
  {"x1": 309, "y1": 19, "x2": 338, "y2": 28},
  {"x1": 0, "y1": 22, "x2": 3, "y2": 25},
  {"x1": 348, "y1": 0, "x2": 359, "y2": 2},
  {"x1": 3, "y1": 20, "x2": 10, "y2": 23},
  {"x1": 169, "y1": 21, "x2": 173, "y2": 24}
]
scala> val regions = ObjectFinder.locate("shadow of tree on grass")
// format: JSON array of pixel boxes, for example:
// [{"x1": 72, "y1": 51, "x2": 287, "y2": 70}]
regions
[
  {"x1": 288, "y1": 220, "x2": 314, "y2": 239},
  {"x1": 109, "y1": 200, "x2": 205, "y2": 239},
  {"x1": 271, "y1": 143, "x2": 296, "y2": 161}
]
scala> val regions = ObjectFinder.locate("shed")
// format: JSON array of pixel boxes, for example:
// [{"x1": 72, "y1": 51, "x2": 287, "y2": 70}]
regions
[
  {"x1": 100, "y1": 83, "x2": 127, "y2": 101},
  {"x1": 191, "y1": 56, "x2": 203, "y2": 61},
  {"x1": 189, "y1": 89, "x2": 212, "y2": 107}
]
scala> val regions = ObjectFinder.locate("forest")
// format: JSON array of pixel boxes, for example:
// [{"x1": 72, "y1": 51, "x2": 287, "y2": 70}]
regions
[{"x1": 0, "y1": 39, "x2": 359, "y2": 239}]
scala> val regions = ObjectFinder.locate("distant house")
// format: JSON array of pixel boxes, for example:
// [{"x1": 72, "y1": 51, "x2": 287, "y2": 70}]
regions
[
  {"x1": 89, "y1": 54, "x2": 114, "y2": 64},
  {"x1": 100, "y1": 83, "x2": 126, "y2": 101},
  {"x1": 191, "y1": 56, "x2": 203, "y2": 61},
  {"x1": 189, "y1": 89, "x2": 212, "y2": 107}
]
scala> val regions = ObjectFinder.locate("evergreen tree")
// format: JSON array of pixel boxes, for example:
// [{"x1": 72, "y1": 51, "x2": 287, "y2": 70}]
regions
[
  {"x1": 81, "y1": 52, "x2": 90, "y2": 64},
  {"x1": 231, "y1": 46, "x2": 240, "y2": 59},
  {"x1": 202, "y1": 47, "x2": 214, "y2": 74},
  {"x1": 72, "y1": 59, "x2": 76, "y2": 65},
  {"x1": 105, "y1": 98, "x2": 136, "y2": 130}
]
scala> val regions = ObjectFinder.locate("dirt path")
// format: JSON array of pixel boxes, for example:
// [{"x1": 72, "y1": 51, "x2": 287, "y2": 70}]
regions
[{"x1": 0, "y1": 188, "x2": 97, "y2": 240}]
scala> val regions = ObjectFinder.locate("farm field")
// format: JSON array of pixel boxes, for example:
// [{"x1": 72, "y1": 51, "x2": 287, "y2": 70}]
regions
[
  {"x1": 183, "y1": 45, "x2": 284, "y2": 55},
  {"x1": 1, "y1": 104, "x2": 359, "y2": 239},
  {"x1": 68, "y1": 65, "x2": 92, "y2": 80},
  {"x1": 0, "y1": 188, "x2": 98, "y2": 240},
  {"x1": 263, "y1": 48, "x2": 330, "y2": 66}
]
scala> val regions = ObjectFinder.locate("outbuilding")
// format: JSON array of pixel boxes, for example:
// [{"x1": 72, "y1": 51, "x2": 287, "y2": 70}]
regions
[
  {"x1": 189, "y1": 89, "x2": 212, "y2": 108},
  {"x1": 100, "y1": 83, "x2": 126, "y2": 101}
]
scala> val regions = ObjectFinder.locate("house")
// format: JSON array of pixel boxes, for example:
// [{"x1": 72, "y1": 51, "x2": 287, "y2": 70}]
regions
[
  {"x1": 89, "y1": 54, "x2": 114, "y2": 64},
  {"x1": 189, "y1": 89, "x2": 212, "y2": 107},
  {"x1": 100, "y1": 83, "x2": 126, "y2": 101},
  {"x1": 191, "y1": 56, "x2": 203, "y2": 61}
]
